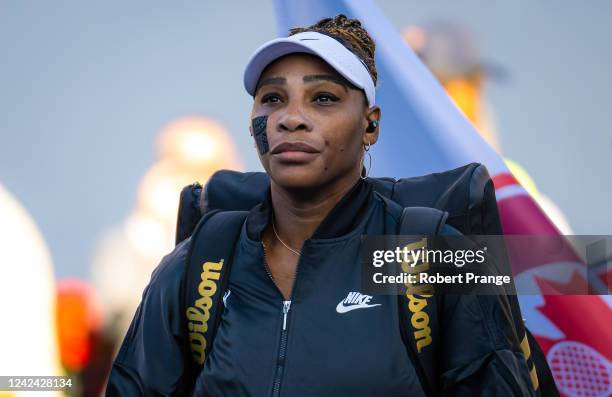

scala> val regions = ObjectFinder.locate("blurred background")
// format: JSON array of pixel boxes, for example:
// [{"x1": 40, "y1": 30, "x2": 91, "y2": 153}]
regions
[{"x1": 0, "y1": 0, "x2": 610, "y2": 395}]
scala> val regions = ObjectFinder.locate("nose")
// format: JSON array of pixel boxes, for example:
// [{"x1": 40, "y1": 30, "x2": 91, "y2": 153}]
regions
[{"x1": 277, "y1": 99, "x2": 311, "y2": 133}]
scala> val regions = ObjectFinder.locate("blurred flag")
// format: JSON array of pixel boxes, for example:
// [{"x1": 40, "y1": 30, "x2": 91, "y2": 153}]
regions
[{"x1": 274, "y1": 1, "x2": 612, "y2": 396}]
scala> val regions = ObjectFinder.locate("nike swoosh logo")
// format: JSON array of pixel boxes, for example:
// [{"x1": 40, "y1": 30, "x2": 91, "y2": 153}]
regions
[{"x1": 336, "y1": 301, "x2": 382, "y2": 314}]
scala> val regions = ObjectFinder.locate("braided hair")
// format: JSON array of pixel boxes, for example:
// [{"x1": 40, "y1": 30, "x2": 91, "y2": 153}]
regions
[{"x1": 289, "y1": 14, "x2": 378, "y2": 88}]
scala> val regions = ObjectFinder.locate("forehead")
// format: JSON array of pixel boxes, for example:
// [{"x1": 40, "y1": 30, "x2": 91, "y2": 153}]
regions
[{"x1": 257, "y1": 52, "x2": 352, "y2": 88}]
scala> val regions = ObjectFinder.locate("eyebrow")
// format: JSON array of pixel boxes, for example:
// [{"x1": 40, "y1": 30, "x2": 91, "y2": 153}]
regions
[
  {"x1": 303, "y1": 74, "x2": 349, "y2": 91},
  {"x1": 256, "y1": 76, "x2": 286, "y2": 91},
  {"x1": 256, "y1": 74, "x2": 349, "y2": 93}
]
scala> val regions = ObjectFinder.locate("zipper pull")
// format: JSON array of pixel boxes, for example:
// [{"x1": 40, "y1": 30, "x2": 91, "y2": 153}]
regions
[{"x1": 282, "y1": 300, "x2": 292, "y2": 330}]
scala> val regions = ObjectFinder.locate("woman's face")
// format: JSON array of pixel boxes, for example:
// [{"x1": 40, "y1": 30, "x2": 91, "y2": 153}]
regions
[{"x1": 250, "y1": 53, "x2": 379, "y2": 192}]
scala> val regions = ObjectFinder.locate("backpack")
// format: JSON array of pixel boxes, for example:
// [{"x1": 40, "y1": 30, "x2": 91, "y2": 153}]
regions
[{"x1": 175, "y1": 162, "x2": 558, "y2": 397}]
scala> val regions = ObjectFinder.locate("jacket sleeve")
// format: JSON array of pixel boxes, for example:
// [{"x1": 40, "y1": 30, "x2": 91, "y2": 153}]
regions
[
  {"x1": 105, "y1": 239, "x2": 194, "y2": 397},
  {"x1": 437, "y1": 226, "x2": 536, "y2": 396}
]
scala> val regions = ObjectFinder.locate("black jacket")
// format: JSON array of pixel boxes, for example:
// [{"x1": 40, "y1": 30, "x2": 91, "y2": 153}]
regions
[{"x1": 106, "y1": 179, "x2": 535, "y2": 396}]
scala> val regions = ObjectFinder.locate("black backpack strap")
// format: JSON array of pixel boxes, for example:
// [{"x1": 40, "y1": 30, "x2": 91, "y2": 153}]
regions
[
  {"x1": 399, "y1": 207, "x2": 449, "y2": 236},
  {"x1": 396, "y1": 206, "x2": 449, "y2": 397},
  {"x1": 525, "y1": 327, "x2": 560, "y2": 397},
  {"x1": 180, "y1": 209, "x2": 249, "y2": 374}
]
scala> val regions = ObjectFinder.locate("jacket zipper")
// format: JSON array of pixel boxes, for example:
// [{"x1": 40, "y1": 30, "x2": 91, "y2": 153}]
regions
[
  {"x1": 271, "y1": 300, "x2": 291, "y2": 397},
  {"x1": 262, "y1": 241, "x2": 297, "y2": 397}
]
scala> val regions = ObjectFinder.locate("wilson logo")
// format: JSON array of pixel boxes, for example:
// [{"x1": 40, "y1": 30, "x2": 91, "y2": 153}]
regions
[
  {"x1": 186, "y1": 259, "x2": 224, "y2": 364},
  {"x1": 402, "y1": 238, "x2": 433, "y2": 353}
]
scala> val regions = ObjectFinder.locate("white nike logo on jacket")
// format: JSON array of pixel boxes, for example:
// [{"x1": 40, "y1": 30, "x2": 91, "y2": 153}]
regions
[{"x1": 336, "y1": 291, "x2": 382, "y2": 313}]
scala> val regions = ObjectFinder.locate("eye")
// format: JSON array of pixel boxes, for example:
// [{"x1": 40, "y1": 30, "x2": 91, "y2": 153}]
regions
[
  {"x1": 261, "y1": 93, "x2": 282, "y2": 104},
  {"x1": 314, "y1": 92, "x2": 339, "y2": 104}
]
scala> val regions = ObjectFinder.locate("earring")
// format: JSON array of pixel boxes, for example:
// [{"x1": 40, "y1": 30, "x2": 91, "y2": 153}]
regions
[{"x1": 360, "y1": 138, "x2": 372, "y2": 180}]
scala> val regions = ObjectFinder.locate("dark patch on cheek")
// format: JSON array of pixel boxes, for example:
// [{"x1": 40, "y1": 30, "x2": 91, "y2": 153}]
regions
[{"x1": 251, "y1": 116, "x2": 269, "y2": 155}]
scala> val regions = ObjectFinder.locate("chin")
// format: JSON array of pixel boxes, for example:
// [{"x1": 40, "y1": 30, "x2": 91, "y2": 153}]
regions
[{"x1": 269, "y1": 163, "x2": 328, "y2": 192}]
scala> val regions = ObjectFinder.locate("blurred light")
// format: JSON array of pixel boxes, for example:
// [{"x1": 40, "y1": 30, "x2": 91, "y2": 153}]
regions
[
  {"x1": 443, "y1": 78, "x2": 480, "y2": 125},
  {"x1": 56, "y1": 278, "x2": 102, "y2": 372},
  {"x1": 156, "y1": 116, "x2": 242, "y2": 170},
  {"x1": 124, "y1": 210, "x2": 173, "y2": 260},
  {"x1": 402, "y1": 25, "x2": 427, "y2": 52},
  {"x1": 92, "y1": 115, "x2": 243, "y2": 342},
  {"x1": 90, "y1": 227, "x2": 151, "y2": 335},
  {"x1": 136, "y1": 160, "x2": 196, "y2": 225},
  {"x1": 505, "y1": 159, "x2": 539, "y2": 198},
  {"x1": 0, "y1": 183, "x2": 63, "y2": 395}
]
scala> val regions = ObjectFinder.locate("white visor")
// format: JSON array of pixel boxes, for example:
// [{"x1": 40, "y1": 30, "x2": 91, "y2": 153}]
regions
[{"x1": 243, "y1": 31, "x2": 376, "y2": 107}]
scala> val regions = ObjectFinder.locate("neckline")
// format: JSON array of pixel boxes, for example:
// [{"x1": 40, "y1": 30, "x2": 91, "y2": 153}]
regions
[{"x1": 245, "y1": 178, "x2": 374, "y2": 242}]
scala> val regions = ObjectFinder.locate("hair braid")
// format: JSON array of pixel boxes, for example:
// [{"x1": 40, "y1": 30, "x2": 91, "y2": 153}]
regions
[{"x1": 289, "y1": 14, "x2": 377, "y2": 86}]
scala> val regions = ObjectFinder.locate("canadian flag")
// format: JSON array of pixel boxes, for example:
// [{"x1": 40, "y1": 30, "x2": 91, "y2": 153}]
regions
[
  {"x1": 274, "y1": 1, "x2": 612, "y2": 395},
  {"x1": 495, "y1": 173, "x2": 612, "y2": 397}
]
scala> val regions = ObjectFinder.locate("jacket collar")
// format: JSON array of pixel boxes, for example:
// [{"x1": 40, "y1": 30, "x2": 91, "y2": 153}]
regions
[{"x1": 246, "y1": 178, "x2": 373, "y2": 241}]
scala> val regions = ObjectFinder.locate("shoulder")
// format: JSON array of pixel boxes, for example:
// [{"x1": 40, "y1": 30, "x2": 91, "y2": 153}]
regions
[
  {"x1": 114, "y1": 237, "x2": 192, "y2": 360},
  {"x1": 109, "y1": 237, "x2": 195, "y2": 396}
]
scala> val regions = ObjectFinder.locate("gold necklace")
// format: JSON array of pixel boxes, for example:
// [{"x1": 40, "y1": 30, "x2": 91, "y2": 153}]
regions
[{"x1": 272, "y1": 220, "x2": 301, "y2": 256}]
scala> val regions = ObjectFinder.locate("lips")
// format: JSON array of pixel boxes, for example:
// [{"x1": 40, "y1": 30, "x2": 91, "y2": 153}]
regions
[
  {"x1": 269, "y1": 141, "x2": 321, "y2": 164},
  {"x1": 270, "y1": 141, "x2": 320, "y2": 155}
]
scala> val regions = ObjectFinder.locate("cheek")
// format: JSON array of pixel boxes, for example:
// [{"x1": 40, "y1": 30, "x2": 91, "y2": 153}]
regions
[
  {"x1": 321, "y1": 130, "x2": 362, "y2": 172},
  {"x1": 325, "y1": 119, "x2": 362, "y2": 155}
]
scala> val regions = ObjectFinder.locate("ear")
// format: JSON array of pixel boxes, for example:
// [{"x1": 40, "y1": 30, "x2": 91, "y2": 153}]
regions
[{"x1": 363, "y1": 106, "x2": 381, "y2": 146}]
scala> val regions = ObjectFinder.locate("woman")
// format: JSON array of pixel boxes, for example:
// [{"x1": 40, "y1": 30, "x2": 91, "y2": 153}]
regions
[{"x1": 107, "y1": 15, "x2": 535, "y2": 396}]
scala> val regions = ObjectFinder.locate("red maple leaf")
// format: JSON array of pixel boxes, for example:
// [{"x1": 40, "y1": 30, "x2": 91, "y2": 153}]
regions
[
  {"x1": 532, "y1": 277, "x2": 612, "y2": 396},
  {"x1": 533, "y1": 275, "x2": 611, "y2": 359}
]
